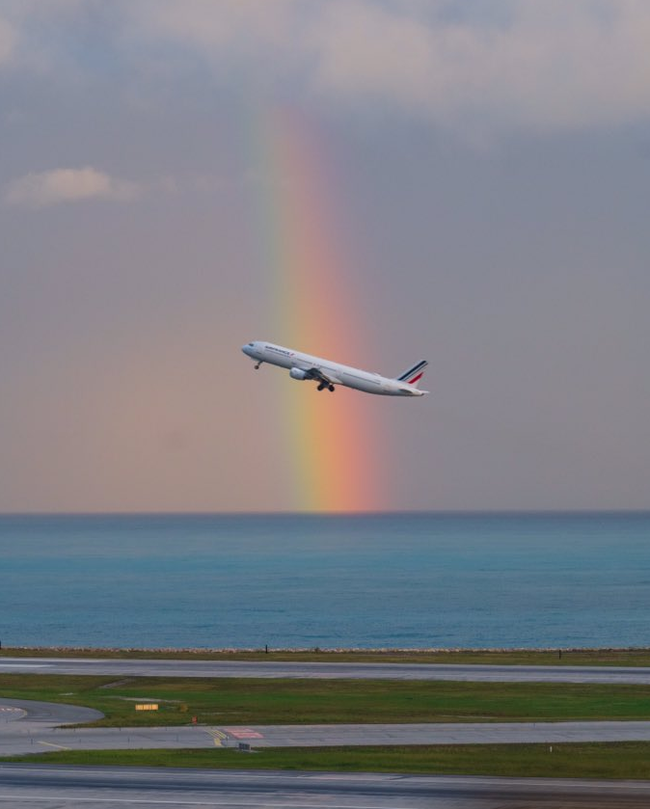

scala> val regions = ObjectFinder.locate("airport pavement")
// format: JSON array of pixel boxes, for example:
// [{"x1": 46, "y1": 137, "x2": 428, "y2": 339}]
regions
[
  {"x1": 7, "y1": 697, "x2": 650, "y2": 756},
  {"x1": 0, "y1": 699, "x2": 102, "y2": 728},
  {"x1": 11, "y1": 718, "x2": 650, "y2": 755},
  {"x1": 6, "y1": 655, "x2": 650, "y2": 683},
  {"x1": 2, "y1": 764, "x2": 650, "y2": 808}
]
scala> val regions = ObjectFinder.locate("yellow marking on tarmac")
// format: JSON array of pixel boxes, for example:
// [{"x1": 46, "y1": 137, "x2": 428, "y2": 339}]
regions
[
  {"x1": 38, "y1": 740, "x2": 71, "y2": 751},
  {"x1": 206, "y1": 728, "x2": 228, "y2": 747}
]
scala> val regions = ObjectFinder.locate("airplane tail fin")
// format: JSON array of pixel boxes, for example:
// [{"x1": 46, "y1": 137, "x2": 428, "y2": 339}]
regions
[{"x1": 396, "y1": 360, "x2": 428, "y2": 388}]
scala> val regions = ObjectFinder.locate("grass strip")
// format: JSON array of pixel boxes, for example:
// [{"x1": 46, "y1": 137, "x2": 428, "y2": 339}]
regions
[
  {"x1": 3, "y1": 674, "x2": 650, "y2": 726},
  {"x1": 5, "y1": 742, "x2": 650, "y2": 779},
  {"x1": 5, "y1": 647, "x2": 650, "y2": 666}
]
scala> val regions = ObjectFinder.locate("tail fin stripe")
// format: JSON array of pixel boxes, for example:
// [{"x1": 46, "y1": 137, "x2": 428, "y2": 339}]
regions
[{"x1": 398, "y1": 360, "x2": 427, "y2": 382}]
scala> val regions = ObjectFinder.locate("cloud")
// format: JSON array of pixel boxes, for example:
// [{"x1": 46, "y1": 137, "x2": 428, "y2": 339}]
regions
[
  {"x1": 3, "y1": 1, "x2": 650, "y2": 136},
  {"x1": 0, "y1": 15, "x2": 16, "y2": 65},
  {"x1": 4, "y1": 167, "x2": 141, "y2": 209},
  {"x1": 307, "y1": 0, "x2": 650, "y2": 133},
  {"x1": 124, "y1": 0, "x2": 650, "y2": 135},
  {"x1": 131, "y1": 0, "x2": 297, "y2": 50}
]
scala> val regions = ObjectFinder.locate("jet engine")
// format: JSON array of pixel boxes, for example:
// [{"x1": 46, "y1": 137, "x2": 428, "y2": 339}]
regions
[{"x1": 289, "y1": 367, "x2": 309, "y2": 381}]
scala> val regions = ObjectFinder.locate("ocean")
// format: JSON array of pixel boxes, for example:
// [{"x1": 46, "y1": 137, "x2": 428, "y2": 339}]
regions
[{"x1": 1, "y1": 512, "x2": 649, "y2": 650}]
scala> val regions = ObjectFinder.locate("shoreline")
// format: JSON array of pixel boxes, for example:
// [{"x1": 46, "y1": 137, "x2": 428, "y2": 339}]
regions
[{"x1": 5, "y1": 646, "x2": 650, "y2": 666}]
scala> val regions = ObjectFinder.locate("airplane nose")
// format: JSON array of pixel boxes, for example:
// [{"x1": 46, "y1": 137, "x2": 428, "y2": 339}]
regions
[{"x1": 242, "y1": 344, "x2": 251, "y2": 356}]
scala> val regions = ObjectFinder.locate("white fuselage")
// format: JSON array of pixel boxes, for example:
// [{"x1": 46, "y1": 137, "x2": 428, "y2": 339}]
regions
[{"x1": 242, "y1": 341, "x2": 426, "y2": 396}]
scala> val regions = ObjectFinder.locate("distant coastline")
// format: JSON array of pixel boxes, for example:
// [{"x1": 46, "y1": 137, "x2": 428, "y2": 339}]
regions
[
  {"x1": 5, "y1": 646, "x2": 650, "y2": 668},
  {"x1": 5, "y1": 645, "x2": 650, "y2": 653}
]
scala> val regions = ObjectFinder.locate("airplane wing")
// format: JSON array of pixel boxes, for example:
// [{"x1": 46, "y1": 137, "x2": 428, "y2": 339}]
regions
[
  {"x1": 304, "y1": 367, "x2": 338, "y2": 385},
  {"x1": 289, "y1": 364, "x2": 342, "y2": 390}
]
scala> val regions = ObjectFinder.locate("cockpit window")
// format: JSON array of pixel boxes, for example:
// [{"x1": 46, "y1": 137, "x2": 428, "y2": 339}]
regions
[{"x1": 248, "y1": 342, "x2": 254, "y2": 346}]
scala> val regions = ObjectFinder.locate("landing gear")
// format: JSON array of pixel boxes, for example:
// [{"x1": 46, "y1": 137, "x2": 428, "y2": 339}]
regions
[
  {"x1": 328, "y1": 385, "x2": 335, "y2": 392},
  {"x1": 317, "y1": 382, "x2": 327, "y2": 391},
  {"x1": 254, "y1": 361, "x2": 263, "y2": 370}
]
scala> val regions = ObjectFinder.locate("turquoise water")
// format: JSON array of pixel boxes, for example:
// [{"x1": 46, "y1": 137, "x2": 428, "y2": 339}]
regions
[{"x1": 1, "y1": 512, "x2": 649, "y2": 649}]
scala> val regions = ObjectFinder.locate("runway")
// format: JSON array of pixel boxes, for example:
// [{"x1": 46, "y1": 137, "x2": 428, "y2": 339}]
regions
[
  {"x1": 5, "y1": 656, "x2": 650, "y2": 684},
  {"x1": 6, "y1": 698, "x2": 650, "y2": 756},
  {"x1": 2, "y1": 764, "x2": 650, "y2": 808}
]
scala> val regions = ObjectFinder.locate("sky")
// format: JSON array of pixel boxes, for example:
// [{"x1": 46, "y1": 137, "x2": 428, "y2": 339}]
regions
[{"x1": 1, "y1": 0, "x2": 649, "y2": 513}]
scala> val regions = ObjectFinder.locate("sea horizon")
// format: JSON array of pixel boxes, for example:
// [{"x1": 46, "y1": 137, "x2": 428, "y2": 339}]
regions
[{"x1": 3, "y1": 509, "x2": 650, "y2": 516}]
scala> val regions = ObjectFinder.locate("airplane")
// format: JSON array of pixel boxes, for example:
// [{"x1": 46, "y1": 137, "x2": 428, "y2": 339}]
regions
[{"x1": 242, "y1": 341, "x2": 428, "y2": 397}]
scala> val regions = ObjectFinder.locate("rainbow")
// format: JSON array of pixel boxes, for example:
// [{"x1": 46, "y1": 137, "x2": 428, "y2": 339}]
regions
[{"x1": 252, "y1": 106, "x2": 381, "y2": 512}]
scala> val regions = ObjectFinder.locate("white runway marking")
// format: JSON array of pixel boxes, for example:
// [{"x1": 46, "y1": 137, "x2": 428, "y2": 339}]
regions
[{"x1": 37, "y1": 740, "x2": 71, "y2": 750}]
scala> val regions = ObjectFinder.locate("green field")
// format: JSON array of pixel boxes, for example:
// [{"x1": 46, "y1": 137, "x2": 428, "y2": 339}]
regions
[
  {"x1": 5, "y1": 670, "x2": 650, "y2": 779},
  {"x1": 4, "y1": 646, "x2": 650, "y2": 666},
  {"x1": 7, "y1": 742, "x2": 650, "y2": 779},
  {"x1": 3, "y1": 673, "x2": 650, "y2": 727}
]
